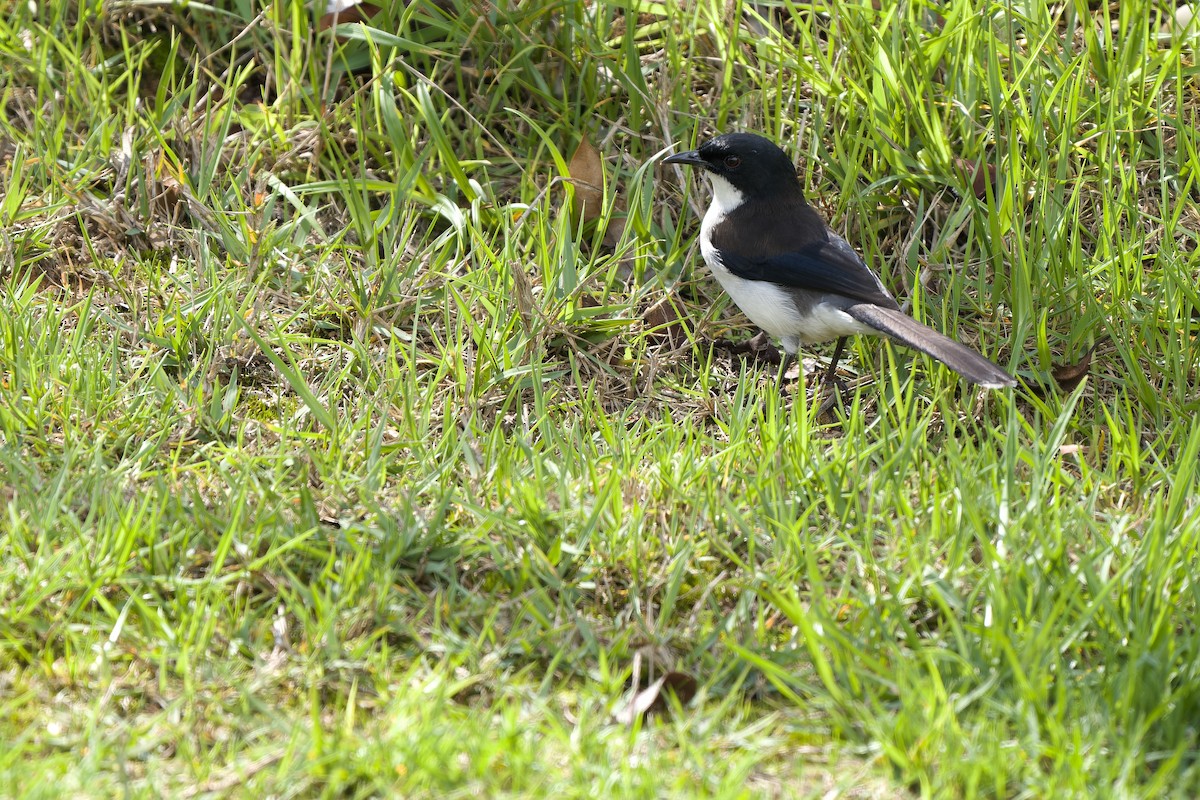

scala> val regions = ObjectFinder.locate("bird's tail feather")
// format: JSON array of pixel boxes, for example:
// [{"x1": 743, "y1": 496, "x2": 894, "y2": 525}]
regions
[{"x1": 846, "y1": 304, "x2": 1015, "y2": 389}]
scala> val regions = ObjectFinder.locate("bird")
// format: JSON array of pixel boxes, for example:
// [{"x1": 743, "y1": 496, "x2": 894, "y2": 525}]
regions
[{"x1": 663, "y1": 132, "x2": 1016, "y2": 390}]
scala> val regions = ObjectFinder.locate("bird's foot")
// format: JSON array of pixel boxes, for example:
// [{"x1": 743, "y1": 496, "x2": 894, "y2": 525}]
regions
[
  {"x1": 712, "y1": 332, "x2": 785, "y2": 384},
  {"x1": 814, "y1": 371, "x2": 849, "y2": 418}
]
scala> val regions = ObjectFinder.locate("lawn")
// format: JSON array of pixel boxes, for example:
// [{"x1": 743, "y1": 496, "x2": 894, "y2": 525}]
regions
[{"x1": 2, "y1": 0, "x2": 1199, "y2": 797}]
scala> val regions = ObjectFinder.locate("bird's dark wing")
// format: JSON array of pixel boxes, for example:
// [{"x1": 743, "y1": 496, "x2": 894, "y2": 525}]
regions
[{"x1": 719, "y1": 231, "x2": 900, "y2": 310}]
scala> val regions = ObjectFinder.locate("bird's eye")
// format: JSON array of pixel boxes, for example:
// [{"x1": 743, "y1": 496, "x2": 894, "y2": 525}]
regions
[{"x1": 723, "y1": 155, "x2": 742, "y2": 169}]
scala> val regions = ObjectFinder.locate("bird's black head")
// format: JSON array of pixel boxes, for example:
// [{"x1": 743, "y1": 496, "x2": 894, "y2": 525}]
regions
[{"x1": 664, "y1": 132, "x2": 801, "y2": 197}]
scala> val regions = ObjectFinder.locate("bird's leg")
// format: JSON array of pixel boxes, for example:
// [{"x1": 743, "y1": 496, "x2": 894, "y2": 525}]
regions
[
  {"x1": 823, "y1": 337, "x2": 848, "y2": 386},
  {"x1": 815, "y1": 337, "x2": 850, "y2": 416},
  {"x1": 776, "y1": 350, "x2": 795, "y2": 394}
]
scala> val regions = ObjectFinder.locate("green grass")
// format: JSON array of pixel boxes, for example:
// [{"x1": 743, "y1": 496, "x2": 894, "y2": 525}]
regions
[{"x1": 2, "y1": 0, "x2": 1200, "y2": 796}]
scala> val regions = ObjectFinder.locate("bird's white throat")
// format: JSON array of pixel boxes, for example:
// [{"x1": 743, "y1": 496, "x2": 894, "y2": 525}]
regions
[
  {"x1": 698, "y1": 173, "x2": 743, "y2": 262},
  {"x1": 704, "y1": 174, "x2": 745, "y2": 220}
]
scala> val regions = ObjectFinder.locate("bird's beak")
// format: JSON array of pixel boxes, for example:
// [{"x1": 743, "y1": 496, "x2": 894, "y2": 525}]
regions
[{"x1": 663, "y1": 149, "x2": 705, "y2": 167}]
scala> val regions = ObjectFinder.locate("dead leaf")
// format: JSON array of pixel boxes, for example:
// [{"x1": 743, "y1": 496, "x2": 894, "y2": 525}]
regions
[
  {"x1": 567, "y1": 138, "x2": 605, "y2": 223},
  {"x1": 317, "y1": 1, "x2": 382, "y2": 30},
  {"x1": 159, "y1": 175, "x2": 185, "y2": 219},
  {"x1": 1051, "y1": 342, "x2": 1099, "y2": 392},
  {"x1": 643, "y1": 301, "x2": 691, "y2": 348},
  {"x1": 601, "y1": 216, "x2": 627, "y2": 249},
  {"x1": 613, "y1": 671, "x2": 698, "y2": 724},
  {"x1": 565, "y1": 137, "x2": 634, "y2": 279},
  {"x1": 953, "y1": 157, "x2": 996, "y2": 199}
]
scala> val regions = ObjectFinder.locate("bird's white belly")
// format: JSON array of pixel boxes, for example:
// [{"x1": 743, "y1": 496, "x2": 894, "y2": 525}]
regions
[
  {"x1": 700, "y1": 241, "x2": 871, "y2": 345},
  {"x1": 700, "y1": 244, "x2": 799, "y2": 337}
]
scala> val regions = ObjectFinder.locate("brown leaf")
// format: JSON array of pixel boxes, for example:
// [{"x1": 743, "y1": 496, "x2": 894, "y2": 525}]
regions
[
  {"x1": 567, "y1": 138, "x2": 605, "y2": 223},
  {"x1": 317, "y1": 1, "x2": 382, "y2": 30},
  {"x1": 565, "y1": 137, "x2": 633, "y2": 278},
  {"x1": 953, "y1": 157, "x2": 996, "y2": 199},
  {"x1": 602, "y1": 217, "x2": 635, "y2": 280},
  {"x1": 1052, "y1": 341, "x2": 1101, "y2": 392},
  {"x1": 601, "y1": 216, "x2": 627, "y2": 248},
  {"x1": 613, "y1": 671, "x2": 698, "y2": 724},
  {"x1": 643, "y1": 301, "x2": 691, "y2": 348}
]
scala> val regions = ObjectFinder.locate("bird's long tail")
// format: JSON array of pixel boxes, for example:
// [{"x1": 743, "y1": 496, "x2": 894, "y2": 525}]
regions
[{"x1": 845, "y1": 304, "x2": 1015, "y2": 389}]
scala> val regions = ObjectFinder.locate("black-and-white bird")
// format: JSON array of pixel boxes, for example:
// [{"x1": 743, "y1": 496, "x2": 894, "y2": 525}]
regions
[{"x1": 664, "y1": 132, "x2": 1015, "y2": 389}]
